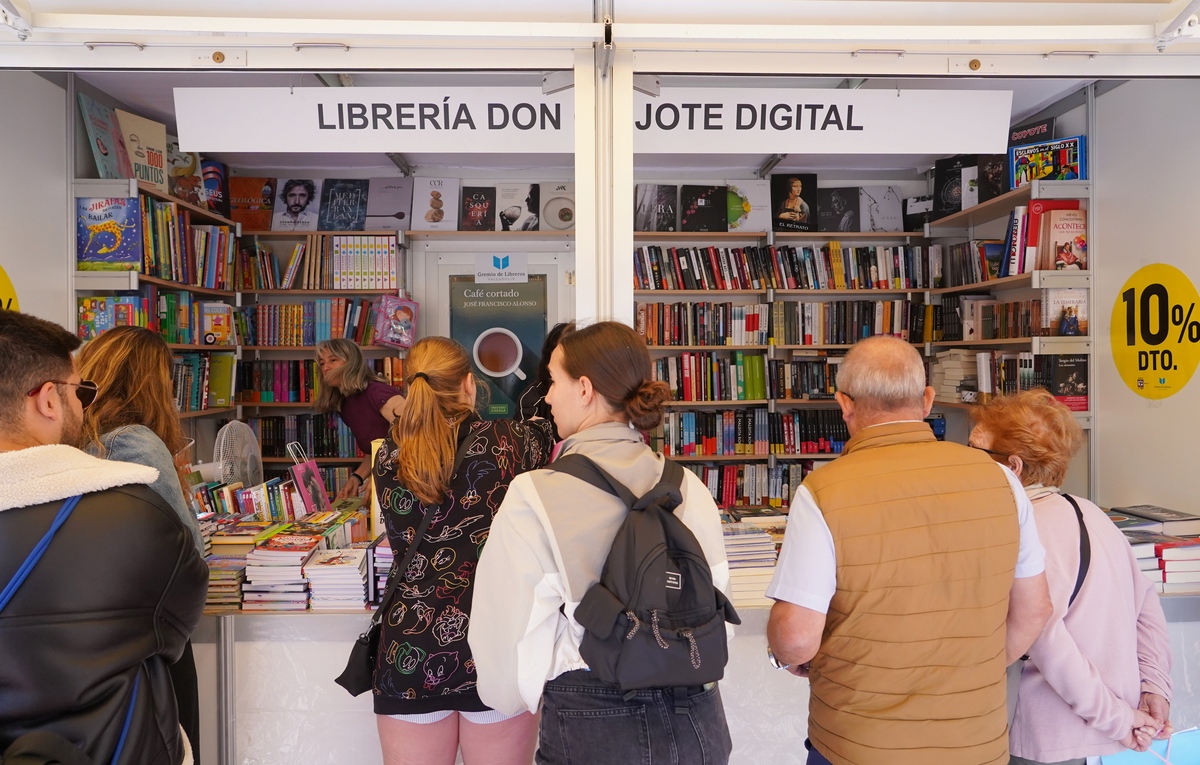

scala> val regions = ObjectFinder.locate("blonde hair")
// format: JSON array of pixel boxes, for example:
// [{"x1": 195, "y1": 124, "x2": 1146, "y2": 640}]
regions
[
  {"x1": 77, "y1": 326, "x2": 188, "y2": 458},
  {"x1": 315, "y1": 338, "x2": 383, "y2": 413},
  {"x1": 391, "y1": 336, "x2": 478, "y2": 506},
  {"x1": 970, "y1": 388, "x2": 1084, "y2": 487}
]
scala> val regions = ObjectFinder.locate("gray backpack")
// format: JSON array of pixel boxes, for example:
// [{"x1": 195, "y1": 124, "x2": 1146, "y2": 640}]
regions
[{"x1": 552, "y1": 454, "x2": 741, "y2": 691}]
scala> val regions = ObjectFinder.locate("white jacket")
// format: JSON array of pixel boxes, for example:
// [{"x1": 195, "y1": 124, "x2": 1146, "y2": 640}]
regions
[{"x1": 469, "y1": 422, "x2": 730, "y2": 716}]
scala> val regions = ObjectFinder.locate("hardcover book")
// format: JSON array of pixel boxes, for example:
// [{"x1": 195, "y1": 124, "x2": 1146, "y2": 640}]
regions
[
  {"x1": 1042, "y1": 288, "x2": 1088, "y2": 336},
  {"x1": 114, "y1": 109, "x2": 168, "y2": 193},
  {"x1": 725, "y1": 180, "x2": 769, "y2": 232},
  {"x1": 365, "y1": 177, "x2": 414, "y2": 231},
  {"x1": 76, "y1": 197, "x2": 142, "y2": 271},
  {"x1": 1041, "y1": 209, "x2": 1088, "y2": 271},
  {"x1": 903, "y1": 195, "x2": 933, "y2": 232},
  {"x1": 317, "y1": 178, "x2": 370, "y2": 231},
  {"x1": 165, "y1": 135, "x2": 206, "y2": 207},
  {"x1": 540, "y1": 182, "x2": 575, "y2": 231},
  {"x1": 496, "y1": 183, "x2": 541, "y2": 231},
  {"x1": 201, "y1": 159, "x2": 232, "y2": 219},
  {"x1": 271, "y1": 178, "x2": 322, "y2": 232},
  {"x1": 858, "y1": 186, "x2": 903, "y2": 232},
  {"x1": 459, "y1": 186, "x2": 497, "y2": 231},
  {"x1": 229, "y1": 177, "x2": 276, "y2": 232},
  {"x1": 1048, "y1": 354, "x2": 1088, "y2": 412},
  {"x1": 410, "y1": 178, "x2": 460, "y2": 231},
  {"x1": 77, "y1": 93, "x2": 133, "y2": 180},
  {"x1": 770, "y1": 174, "x2": 817, "y2": 232},
  {"x1": 1114, "y1": 506, "x2": 1200, "y2": 538},
  {"x1": 1010, "y1": 136, "x2": 1087, "y2": 188},
  {"x1": 817, "y1": 187, "x2": 859, "y2": 232},
  {"x1": 679, "y1": 185, "x2": 728, "y2": 232},
  {"x1": 932, "y1": 155, "x2": 969, "y2": 220},
  {"x1": 635, "y1": 184, "x2": 678, "y2": 232}
]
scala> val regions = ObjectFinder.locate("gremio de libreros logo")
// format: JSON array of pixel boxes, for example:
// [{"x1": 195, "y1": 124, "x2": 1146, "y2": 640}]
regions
[{"x1": 475, "y1": 253, "x2": 528, "y2": 284}]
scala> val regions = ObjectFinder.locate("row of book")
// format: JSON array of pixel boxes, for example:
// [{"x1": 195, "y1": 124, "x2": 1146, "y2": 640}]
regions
[
  {"x1": 636, "y1": 301, "x2": 773, "y2": 347},
  {"x1": 265, "y1": 466, "x2": 353, "y2": 494},
  {"x1": 634, "y1": 244, "x2": 941, "y2": 293},
  {"x1": 651, "y1": 351, "x2": 771, "y2": 403},
  {"x1": 77, "y1": 291, "x2": 236, "y2": 348},
  {"x1": 767, "y1": 355, "x2": 841, "y2": 401},
  {"x1": 246, "y1": 414, "x2": 362, "y2": 460},
  {"x1": 684, "y1": 462, "x2": 810, "y2": 510},
  {"x1": 658, "y1": 407, "x2": 850, "y2": 458},
  {"x1": 236, "y1": 359, "x2": 320, "y2": 404},
  {"x1": 1110, "y1": 504, "x2": 1200, "y2": 594},
  {"x1": 235, "y1": 299, "x2": 378, "y2": 348},
  {"x1": 240, "y1": 234, "x2": 401, "y2": 291},
  {"x1": 173, "y1": 352, "x2": 236, "y2": 412},
  {"x1": 929, "y1": 350, "x2": 1089, "y2": 412}
]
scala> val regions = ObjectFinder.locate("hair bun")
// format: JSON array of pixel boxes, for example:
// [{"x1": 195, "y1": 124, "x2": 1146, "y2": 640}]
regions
[{"x1": 624, "y1": 378, "x2": 670, "y2": 432}]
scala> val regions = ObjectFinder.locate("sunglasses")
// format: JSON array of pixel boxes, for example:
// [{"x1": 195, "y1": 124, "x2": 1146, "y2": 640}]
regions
[
  {"x1": 27, "y1": 379, "x2": 99, "y2": 409},
  {"x1": 969, "y1": 443, "x2": 1007, "y2": 459}
]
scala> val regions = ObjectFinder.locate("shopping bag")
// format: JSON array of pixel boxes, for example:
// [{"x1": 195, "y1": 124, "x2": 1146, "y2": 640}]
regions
[{"x1": 1099, "y1": 727, "x2": 1200, "y2": 764}]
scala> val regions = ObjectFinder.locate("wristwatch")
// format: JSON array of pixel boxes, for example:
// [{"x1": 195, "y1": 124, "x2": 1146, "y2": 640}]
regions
[{"x1": 767, "y1": 649, "x2": 789, "y2": 670}]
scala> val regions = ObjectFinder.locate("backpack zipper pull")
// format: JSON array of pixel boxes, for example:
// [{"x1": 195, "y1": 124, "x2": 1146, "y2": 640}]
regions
[
  {"x1": 651, "y1": 609, "x2": 669, "y2": 650},
  {"x1": 624, "y1": 610, "x2": 641, "y2": 640},
  {"x1": 683, "y1": 628, "x2": 700, "y2": 669}
]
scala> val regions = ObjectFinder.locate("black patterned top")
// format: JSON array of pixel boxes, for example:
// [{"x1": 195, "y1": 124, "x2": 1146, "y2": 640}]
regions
[{"x1": 371, "y1": 414, "x2": 554, "y2": 715}]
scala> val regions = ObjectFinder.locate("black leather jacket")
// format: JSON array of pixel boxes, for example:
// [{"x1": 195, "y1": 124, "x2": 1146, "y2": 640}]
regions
[{"x1": 0, "y1": 483, "x2": 208, "y2": 765}]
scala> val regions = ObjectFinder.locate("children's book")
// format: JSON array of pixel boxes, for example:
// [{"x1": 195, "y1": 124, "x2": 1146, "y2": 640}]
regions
[
  {"x1": 114, "y1": 109, "x2": 168, "y2": 193},
  {"x1": 77, "y1": 92, "x2": 133, "y2": 180},
  {"x1": 76, "y1": 197, "x2": 142, "y2": 270}
]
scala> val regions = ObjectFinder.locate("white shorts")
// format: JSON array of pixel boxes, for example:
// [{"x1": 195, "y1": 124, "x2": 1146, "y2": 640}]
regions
[{"x1": 386, "y1": 708, "x2": 518, "y2": 725}]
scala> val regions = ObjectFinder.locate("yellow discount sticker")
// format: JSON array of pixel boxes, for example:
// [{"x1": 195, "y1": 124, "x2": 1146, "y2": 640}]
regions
[
  {"x1": 1110, "y1": 263, "x2": 1200, "y2": 399},
  {"x1": 0, "y1": 263, "x2": 18, "y2": 312}
]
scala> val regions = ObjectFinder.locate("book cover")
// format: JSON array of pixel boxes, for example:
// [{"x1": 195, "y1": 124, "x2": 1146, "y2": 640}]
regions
[
  {"x1": 410, "y1": 178, "x2": 460, "y2": 231},
  {"x1": 77, "y1": 93, "x2": 133, "y2": 180},
  {"x1": 201, "y1": 159, "x2": 232, "y2": 219},
  {"x1": 726, "y1": 180, "x2": 769, "y2": 232},
  {"x1": 495, "y1": 183, "x2": 541, "y2": 231},
  {"x1": 902, "y1": 195, "x2": 933, "y2": 232},
  {"x1": 818, "y1": 187, "x2": 859, "y2": 232},
  {"x1": 228, "y1": 177, "x2": 276, "y2": 232},
  {"x1": 271, "y1": 178, "x2": 322, "y2": 232},
  {"x1": 680, "y1": 185, "x2": 727, "y2": 232},
  {"x1": 1048, "y1": 354, "x2": 1088, "y2": 412},
  {"x1": 1026, "y1": 199, "x2": 1081, "y2": 269},
  {"x1": 365, "y1": 177, "x2": 414, "y2": 231},
  {"x1": 114, "y1": 108, "x2": 168, "y2": 192},
  {"x1": 1010, "y1": 136, "x2": 1087, "y2": 188},
  {"x1": 76, "y1": 197, "x2": 142, "y2": 271},
  {"x1": 635, "y1": 184, "x2": 678, "y2": 232},
  {"x1": 932, "y1": 155, "x2": 969, "y2": 220},
  {"x1": 540, "y1": 182, "x2": 575, "y2": 231},
  {"x1": 207, "y1": 352, "x2": 236, "y2": 407},
  {"x1": 289, "y1": 461, "x2": 331, "y2": 515},
  {"x1": 976, "y1": 154, "x2": 1010, "y2": 202},
  {"x1": 858, "y1": 186, "x2": 903, "y2": 232},
  {"x1": 459, "y1": 186, "x2": 497, "y2": 231},
  {"x1": 165, "y1": 135, "x2": 207, "y2": 207},
  {"x1": 1043, "y1": 288, "x2": 1088, "y2": 336},
  {"x1": 374, "y1": 296, "x2": 418, "y2": 350},
  {"x1": 1044, "y1": 209, "x2": 1088, "y2": 270},
  {"x1": 981, "y1": 240, "x2": 1007, "y2": 280},
  {"x1": 770, "y1": 174, "x2": 817, "y2": 232},
  {"x1": 317, "y1": 178, "x2": 370, "y2": 231}
]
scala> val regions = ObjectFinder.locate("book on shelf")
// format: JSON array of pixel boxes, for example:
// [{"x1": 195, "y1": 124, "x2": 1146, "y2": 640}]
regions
[
  {"x1": 137, "y1": 195, "x2": 236, "y2": 289},
  {"x1": 272, "y1": 178, "x2": 322, "y2": 232},
  {"x1": 1041, "y1": 288, "x2": 1088, "y2": 336},
  {"x1": 247, "y1": 414, "x2": 361, "y2": 461},
  {"x1": 365, "y1": 177, "x2": 414, "y2": 231},
  {"x1": 680, "y1": 185, "x2": 728, "y2": 232},
  {"x1": 858, "y1": 186, "x2": 903, "y2": 233},
  {"x1": 770, "y1": 299, "x2": 921, "y2": 346},
  {"x1": 77, "y1": 92, "x2": 134, "y2": 180},
  {"x1": 236, "y1": 359, "x2": 320, "y2": 404},
  {"x1": 651, "y1": 350, "x2": 770, "y2": 403},
  {"x1": 172, "y1": 353, "x2": 212, "y2": 412},
  {"x1": 967, "y1": 154, "x2": 1010, "y2": 206},
  {"x1": 200, "y1": 159, "x2": 231, "y2": 219},
  {"x1": 236, "y1": 297, "x2": 376, "y2": 348},
  {"x1": 768, "y1": 352, "x2": 843, "y2": 400},
  {"x1": 1039, "y1": 208, "x2": 1088, "y2": 271},
  {"x1": 540, "y1": 182, "x2": 575, "y2": 231},
  {"x1": 903, "y1": 195, "x2": 933, "y2": 233},
  {"x1": 114, "y1": 108, "x2": 168, "y2": 193},
  {"x1": 411, "y1": 177, "x2": 460, "y2": 231},
  {"x1": 496, "y1": 183, "x2": 541, "y2": 231},
  {"x1": 932, "y1": 155, "x2": 970, "y2": 221},
  {"x1": 228, "y1": 177, "x2": 276, "y2": 231},
  {"x1": 726, "y1": 181, "x2": 769, "y2": 232},
  {"x1": 459, "y1": 186, "x2": 497, "y2": 231},
  {"x1": 317, "y1": 178, "x2": 370, "y2": 231},
  {"x1": 770, "y1": 173, "x2": 817, "y2": 232},
  {"x1": 658, "y1": 407, "x2": 846, "y2": 458},
  {"x1": 818, "y1": 187, "x2": 858, "y2": 232},
  {"x1": 1010, "y1": 136, "x2": 1087, "y2": 188},
  {"x1": 76, "y1": 197, "x2": 142, "y2": 271},
  {"x1": 635, "y1": 183, "x2": 678, "y2": 232},
  {"x1": 165, "y1": 136, "x2": 207, "y2": 208},
  {"x1": 206, "y1": 351, "x2": 237, "y2": 408},
  {"x1": 1112, "y1": 505, "x2": 1200, "y2": 537},
  {"x1": 684, "y1": 462, "x2": 808, "y2": 510},
  {"x1": 1024, "y1": 199, "x2": 1080, "y2": 270}
]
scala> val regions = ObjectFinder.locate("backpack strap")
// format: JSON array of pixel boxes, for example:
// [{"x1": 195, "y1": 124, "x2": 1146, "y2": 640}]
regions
[
  {"x1": 1062, "y1": 493, "x2": 1091, "y2": 608},
  {"x1": 551, "y1": 453, "x2": 684, "y2": 511},
  {"x1": 0, "y1": 495, "x2": 82, "y2": 615}
]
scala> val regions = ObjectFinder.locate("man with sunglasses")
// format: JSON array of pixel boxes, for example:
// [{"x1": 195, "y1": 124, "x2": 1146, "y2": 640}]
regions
[
  {"x1": 0, "y1": 310, "x2": 207, "y2": 765},
  {"x1": 765, "y1": 336, "x2": 1054, "y2": 765}
]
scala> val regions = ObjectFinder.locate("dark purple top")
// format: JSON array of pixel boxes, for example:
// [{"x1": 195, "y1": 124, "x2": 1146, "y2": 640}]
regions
[{"x1": 339, "y1": 380, "x2": 402, "y2": 455}]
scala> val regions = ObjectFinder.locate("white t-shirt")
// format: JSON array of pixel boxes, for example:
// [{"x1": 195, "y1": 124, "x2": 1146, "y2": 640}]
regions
[{"x1": 766, "y1": 463, "x2": 1045, "y2": 614}]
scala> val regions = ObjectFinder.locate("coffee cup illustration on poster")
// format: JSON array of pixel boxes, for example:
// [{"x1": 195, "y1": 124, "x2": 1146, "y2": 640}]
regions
[{"x1": 449, "y1": 275, "x2": 547, "y2": 418}]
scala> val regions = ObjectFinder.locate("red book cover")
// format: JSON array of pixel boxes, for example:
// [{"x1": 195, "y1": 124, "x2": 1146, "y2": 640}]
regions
[{"x1": 706, "y1": 247, "x2": 725, "y2": 290}]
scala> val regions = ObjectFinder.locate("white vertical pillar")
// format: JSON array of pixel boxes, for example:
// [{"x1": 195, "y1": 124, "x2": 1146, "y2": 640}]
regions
[
  {"x1": 573, "y1": 47, "x2": 598, "y2": 325},
  {"x1": 610, "y1": 50, "x2": 635, "y2": 324}
]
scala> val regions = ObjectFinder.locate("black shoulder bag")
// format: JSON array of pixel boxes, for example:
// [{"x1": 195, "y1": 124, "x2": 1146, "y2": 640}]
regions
[{"x1": 335, "y1": 430, "x2": 478, "y2": 697}]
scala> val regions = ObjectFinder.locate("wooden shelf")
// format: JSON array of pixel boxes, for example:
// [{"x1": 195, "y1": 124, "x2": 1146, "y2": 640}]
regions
[
  {"x1": 179, "y1": 407, "x2": 237, "y2": 419},
  {"x1": 647, "y1": 345, "x2": 767, "y2": 351},
  {"x1": 241, "y1": 230, "x2": 400, "y2": 237},
  {"x1": 241, "y1": 289, "x2": 397, "y2": 296},
  {"x1": 635, "y1": 231, "x2": 767, "y2": 240},
  {"x1": 635, "y1": 289, "x2": 764, "y2": 296},
  {"x1": 926, "y1": 180, "x2": 1089, "y2": 234},
  {"x1": 239, "y1": 401, "x2": 317, "y2": 408},
  {"x1": 773, "y1": 344, "x2": 856, "y2": 350},
  {"x1": 930, "y1": 338, "x2": 1034, "y2": 347},
  {"x1": 931, "y1": 273, "x2": 1033, "y2": 296},
  {"x1": 771, "y1": 288, "x2": 920, "y2": 296},
  {"x1": 139, "y1": 182, "x2": 237, "y2": 227},
  {"x1": 135, "y1": 274, "x2": 237, "y2": 297},
  {"x1": 773, "y1": 398, "x2": 841, "y2": 406},
  {"x1": 407, "y1": 230, "x2": 573, "y2": 240},
  {"x1": 776, "y1": 452, "x2": 841, "y2": 461},
  {"x1": 167, "y1": 343, "x2": 237, "y2": 351},
  {"x1": 663, "y1": 400, "x2": 770, "y2": 408},
  {"x1": 667, "y1": 454, "x2": 774, "y2": 462},
  {"x1": 774, "y1": 231, "x2": 926, "y2": 241},
  {"x1": 242, "y1": 345, "x2": 393, "y2": 352},
  {"x1": 261, "y1": 456, "x2": 361, "y2": 464}
]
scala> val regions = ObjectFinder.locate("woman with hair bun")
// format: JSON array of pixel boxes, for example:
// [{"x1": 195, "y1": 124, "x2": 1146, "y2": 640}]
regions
[
  {"x1": 468, "y1": 321, "x2": 733, "y2": 765},
  {"x1": 371, "y1": 336, "x2": 553, "y2": 765}
]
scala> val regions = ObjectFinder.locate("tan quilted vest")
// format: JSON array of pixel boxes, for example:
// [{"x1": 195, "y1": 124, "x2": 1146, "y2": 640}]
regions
[{"x1": 803, "y1": 421, "x2": 1019, "y2": 765}]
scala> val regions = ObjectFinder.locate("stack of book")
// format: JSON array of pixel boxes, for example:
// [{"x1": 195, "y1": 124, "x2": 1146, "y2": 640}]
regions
[
  {"x1": 197, "y1": 514, "x2": 218, "y2": 557},
  {"x1": 1111, "y1": 505, "x2": 1200, "y2": 594},
  {"x1": 241, "y1": 532, "x2": 325, "y2": 611},
  {"x1": 929, "y1": 350, "x2": 977, "y2": 404},
  {"x1": 205, "y1": 554, "x2": 246, "y2": 607},
  {"x1": 722, "y1": 522, "x2": 779, "y2": 608},
  {"x1": 209, "y1": 519, "x2": 288, "y2": 556},
  {"x1": 305, "y1": 549, "x2": 370, "y2": 610},
  {"x1": 370, "y1": 535, "x2": 393, "y2": 605}
]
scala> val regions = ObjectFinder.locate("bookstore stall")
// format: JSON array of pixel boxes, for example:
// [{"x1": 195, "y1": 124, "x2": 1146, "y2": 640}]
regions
[{"x1": 4, "y1": 19, "x2": 1200, "y2": 763}]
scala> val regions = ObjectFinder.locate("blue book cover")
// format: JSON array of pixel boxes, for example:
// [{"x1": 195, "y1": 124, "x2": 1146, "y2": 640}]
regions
[
  {"x1": 317, "y1": 179, "x2": 369, "y2": 231},
  {"x1": 77, "y1": 197, "x2": 143, "y2": 270}
]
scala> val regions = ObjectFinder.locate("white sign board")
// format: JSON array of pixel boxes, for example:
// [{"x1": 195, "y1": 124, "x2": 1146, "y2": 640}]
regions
[
  {"x1": 633, "y1": 88, "x2": 1012, "y2": 154},
  {"x1": 475, "y1": 253, "x2": 529, "y2": 283},
  {"x1": 174, "y1": 87, "x2": 573, "y2": 154}
]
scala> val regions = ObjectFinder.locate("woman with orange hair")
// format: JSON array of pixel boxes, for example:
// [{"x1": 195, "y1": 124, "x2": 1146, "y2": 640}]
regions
[
  {"x1": 969, "y1": 389, "x2": 1172, "y2": 764},
  {"x1": 370, "y1": 336, "x2": 554, "y2": 765}
]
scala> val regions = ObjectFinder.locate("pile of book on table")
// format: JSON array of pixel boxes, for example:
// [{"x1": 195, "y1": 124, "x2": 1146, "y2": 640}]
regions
[
  {"x1": 370, "y1": 536, "x2": 393, "y2": 605},
  {"x1": 721, "y1": 506, "x2": 788, "y2": 608},
  {"x1": 306, "y1": 549, "x2": 370, "y2": 610},
  {"x1": 1109, "y1": 504, "x2": 1200, "y2": 594}
]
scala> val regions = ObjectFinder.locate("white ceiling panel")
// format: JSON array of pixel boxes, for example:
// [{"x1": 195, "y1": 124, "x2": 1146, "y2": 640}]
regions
[{"x1": 22, "y1": 0, "x2": 595, "y2": 23}]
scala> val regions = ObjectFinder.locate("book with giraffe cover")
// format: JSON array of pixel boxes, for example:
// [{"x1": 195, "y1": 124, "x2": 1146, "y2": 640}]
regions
[{"x1": 76, "y1": 197, "x2": 142, "y2": 271}]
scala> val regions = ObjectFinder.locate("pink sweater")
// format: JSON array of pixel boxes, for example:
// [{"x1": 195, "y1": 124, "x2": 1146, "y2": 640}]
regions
[{"x1": 1009, "y1": 489, "x2": 1173, "y2": 761}]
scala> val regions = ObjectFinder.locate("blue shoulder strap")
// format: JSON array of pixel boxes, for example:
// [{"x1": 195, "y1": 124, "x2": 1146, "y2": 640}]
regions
[{"x1": 0, "y1": 494, "x2": 82, "y2": 614}]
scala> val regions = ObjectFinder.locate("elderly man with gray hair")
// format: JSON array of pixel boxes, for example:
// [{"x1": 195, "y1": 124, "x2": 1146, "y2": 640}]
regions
[{"x1": 765, "y1": 336, "x2": 1053, "y2": 765}]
